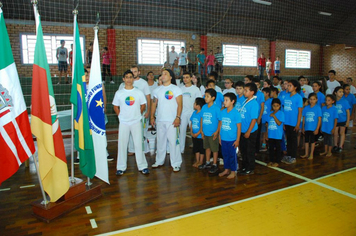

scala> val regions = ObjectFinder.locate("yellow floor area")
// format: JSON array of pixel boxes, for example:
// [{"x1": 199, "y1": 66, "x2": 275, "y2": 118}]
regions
[
  {"x1": 109, "y1": 181, "x2": 356, "y2": 236},
  {"x1": 317, "y1": 169, "x2": 356, "y2": 196}
]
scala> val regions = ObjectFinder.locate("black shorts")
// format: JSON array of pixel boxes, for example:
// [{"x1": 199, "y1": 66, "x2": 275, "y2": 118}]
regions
[
  {"x1": 323, "y1": 133, "x2": 333, "y2": 146},
  {"x1": 192, "y1": 137, "x2": 204, "y2": 154},
  {"x1": 337, "y1": 122, "x2": 346, "y2": 127},
  {"x1": 58, "y1": 61, "x2": 68, "y2": 72},
  {"x1": 215, "y1": 63, "x2": 223, "y2": 73},
  {"x1": 305, "y1": 131, "x2": 316, "y2": 143}
]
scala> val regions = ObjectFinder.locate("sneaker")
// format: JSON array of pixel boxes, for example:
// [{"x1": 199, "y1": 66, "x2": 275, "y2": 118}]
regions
[
  {"x1": 337, "y1": 147, "x2": 343, "y2": 153},
  {"x1": 285, "y1": 157, "x2": 296, "y2": 164},
  {"x1": 110, "y1": 80, "x2": 115, "y2": 84},
  {"x1": 116, "y1": 170, "x2": 124, "y2": 176},
  {"x1": 141, "y1": 168, "x2": 149, "y2": 175},
  {"x1": 107, "y1": 156, "x2": 114, "y2": 161},
  {"x1": 332, "y1": 146, "x2": 338, "y2": 153},
  {"x1": 152, "y1": 163, "x2": 162, "y2": 168},
  {"x1": 74, "y1": 158, "x2": 80, "y2": 165},
  {"x1": 57, "y1": 82, "x2": 60, "y2": 85},
  {"x1": 260, "y1": 148, "x2": 268, "y2": 152},
  {"x1": 318, "y1": 136, "x2": 324, "y2": 142},
  {"x1": 236, "y1": 168, "x2": 245, "y2": 173},
  {"x1": 281, "y1": 156, "x2": 289, "y2": 164},
  {"x1": 240, "y1": 170, "x2": 254, "y2": 175},
  {"x1": 173, "y1": 166, "x2": 181, "y2": 172},
  {"x1": 208, "y1": 164, "x2": 218, "y2": 174},
  {"x1": 198, "y1": 163, "x2": 207, "y2": 169},
  {"x1": 219, "y1": 159, "x2": 224, "y2": 165}
]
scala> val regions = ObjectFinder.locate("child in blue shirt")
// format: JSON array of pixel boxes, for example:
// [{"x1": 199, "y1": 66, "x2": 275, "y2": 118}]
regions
[
  {"x1": 190, "y1": 97, "x2": 206, "y2": 168},
  {"x1": 342, "y1": 84, "x2": 356, "y2": 131},
  {"x1": 238, "y1": 83, "x2": 259, "y2": 175},
  {"x1": 234, "y1": 81, "x2": 246, "y2": 112},
  {"x1": 253, "y1": 78, "x2": 265, "y2": 155},
  {"x1": 320, "y1": 95, "x2": 338, "y2": 157},
  {"x1": 333, "y1": 86, "x2": 350, "y2": 153},
  {"x1": 282, "y1": 80, "x2": 303, "y2": 164},
  {"x1": 219, "y1": 93, "x2": 241, "y2": 179},
  {"x1": 266, "y1": 98, "x2": 285, "y2": 167},
  {"x1": 312, "y1": 81, "x2": 325, "y2": 107},
  {"x1": 205, "y1": 79, "x2": 224, "y2": 108},
  {"x1": 198, "y1": 88, "x2": 222, "y2": 174},
  {"x1": 261, "y1": 87, "x2": 272, "y2": 151},
  {"x1": 301, "y1": 93, "x2": 322, "y2": 160}
]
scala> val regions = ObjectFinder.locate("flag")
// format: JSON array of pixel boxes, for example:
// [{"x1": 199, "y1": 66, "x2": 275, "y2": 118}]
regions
[
  {"x1": 31, "y1": 11, "x2": 69, "y2": 202},
  {"x1": 0, "y1": 8, "x2": 35, "y2": 185},
  {"x1": 88, "y1": 27, "x2": 109, "y2": 184},
  {"x1": 70, "y1": 18, "x2": 96, "y2": 178}
]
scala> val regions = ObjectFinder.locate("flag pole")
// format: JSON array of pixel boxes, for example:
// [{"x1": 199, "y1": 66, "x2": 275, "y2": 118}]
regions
[
  {"x1": 70, "y1": 3, "x2": 79, "y2": 184},
  {"x1": 31, "y1": 0, "x2": 49, "y2": 206}
]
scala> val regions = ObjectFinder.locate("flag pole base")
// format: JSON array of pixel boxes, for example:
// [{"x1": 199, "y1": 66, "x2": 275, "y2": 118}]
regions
[{"x1": 31, "y1": 179, "x2": 102, "y2": 222}]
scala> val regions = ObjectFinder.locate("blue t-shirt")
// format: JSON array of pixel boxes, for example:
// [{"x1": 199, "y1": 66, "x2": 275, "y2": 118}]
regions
[
  {"x1": 267, "y1": 110, "x2": 285, "y2": 140},
  {"x1": 283, "y1": 93, "x2": 303, "y2": 126},
  {"x1": 316, "y1": 91, "x2": 325, "y2": 107},
  {"x1": 190, "y1": 110, "x2": 202, "y2": 138},
  {"x1": 343, "y1": 94, "x2": 356, "y2": 113},
  {"x1": 335, "y1": 98, "x2": 351, "y2": 123},
  {"x1": 235, "y1": 95, "x2": 246, "y2": 112},
  {"x1": 214, "y1": 92, "x2": 224, "y2": 108},
  {"x1": 302, "y1": 105, "x2": 322, "y2": 131},
  {"x1": 321, "y1": 106, "x2": 338, "y2": 134},
  {"x1": 200, "y1": 104, "x2": 222, "y2": 136},
  {"x1": 197, "y1": 54, "x2": 206, "y2": 65},
  {"x1": 256, "y1": 90, "x2": 265, "y2": 116},
  {"x1": 220, "y1": 108, "x2": 241, "y2": 141},
  {"x1": 262, "y1": 98, "x2": 273, "y2": 124},
  {"x1": 298, "y1": 90, "x2": 304, "y2": 98},
  {"x1": 239, "y1": 98, "x2": 259, "y2": 133},
  {"x1": 278, "y1": 90, "x2": 289, "y2": 107}
]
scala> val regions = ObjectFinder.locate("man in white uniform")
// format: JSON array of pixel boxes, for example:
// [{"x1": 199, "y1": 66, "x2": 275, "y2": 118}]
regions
[
  {"x1": 113, "y1": 70, "x2": 149, "y2": 175},
  {"x1": 180, "y1": 72, "x2": 202, "y2": 153},
  {"x1": 151, "y1": 69, "x2": 183, "y2": 171}
]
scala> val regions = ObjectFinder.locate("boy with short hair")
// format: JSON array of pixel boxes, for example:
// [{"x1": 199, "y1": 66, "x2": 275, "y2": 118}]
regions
[
  {"x1": 56, "y1": 39, "x2": 68, "y2": 84},
  {"x1": 261, "y1": 87, "x2": 272, "y2": 151},
  {"x1": 178, "y1": 47, "x2": 187, "y2": 74},
  {"x1": 298, "y1": 76, "x2": 313, "y2": 98},
  {"x1": 206, "y1": 79, "x2": 224, "y2": 108},
  {"x1": 235, "y1": 81, "x2": 246, "y2": 111},
  {"x1": 208, "y1": 72, "x2": 222, "y2": 93},
  {"x1": 151, "y1": 69, "x2": 183, "y2": 172},
  {"x1": 272, "y1": 76, "x2": 282, "y2": 92},
  {"x1": 274, "y1": 56, "x2": 281, "y2": 76},
  {"x1": 270, "y1": 87, "x2": 279, "y2": 98},
  {"x1": 197, "y1": 48, "x2": 206, "y2": 78},
  {"x1": 238, "y1": 83, "x2": 259, "y2": 175},
  {"x1": 198, "y1": 88, "x2": 222, "y2": 174},
  {"x1": 190, "y1": 97, "x2": 206, "y2": 167},
  {"x1": 327, "y1": 70, "x2": 340, "y2": 93},
  {"x1": 252, "y1": 77, "x2": 265, "y2": 154},
  {"x1": 113, "y1": 70, "x2": 149, "y2": 175},
  {"x1": 219, "y1": 93, "x2": 241, "y2": 179}
]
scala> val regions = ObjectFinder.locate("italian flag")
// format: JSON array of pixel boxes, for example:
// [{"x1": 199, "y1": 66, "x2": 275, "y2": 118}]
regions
[
  {"x1": 31, "y1": 12, "x2": 69, "y2": 202},
  {"x1": 0, "y1": 9, "x2": 35, "y2": 185}
]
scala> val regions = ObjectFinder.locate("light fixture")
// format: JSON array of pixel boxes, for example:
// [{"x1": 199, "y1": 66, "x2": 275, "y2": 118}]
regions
[
  {"x1": 252, "y1": 0, "x2": 272, "y2": 6},
  {"x1": 318, "y1": 11, "x2": 332, "y2": 16}
]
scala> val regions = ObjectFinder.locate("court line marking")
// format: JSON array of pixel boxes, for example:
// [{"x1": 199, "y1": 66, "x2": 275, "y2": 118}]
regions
[
  {"x1": 19, "y1": 184, "x2": 35, "y2": 189},
  {"x1": 97, "y1": 182, "x2": 308, "y2": 236},
  {"x1": 255, "y1": 160, "x2": 356, "y2": 199},
  {"x1": 0, "y1": 188, "x2": 10, "y2": 191},
  {"x1": 315, "y1": 166, "x2": 356, "y2": 180},
  {"x1": 90, "y1": 219, "x2": 98, "y2": 229},
  {"x1": 85, "y1": 206, "x2": 92, "y2": 214}
]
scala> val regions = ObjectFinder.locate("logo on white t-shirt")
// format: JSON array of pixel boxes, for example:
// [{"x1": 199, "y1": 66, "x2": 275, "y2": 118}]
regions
[
  {"x1": 125, "y1": 96, "x2": 135, "y2": 106},
  {"x1": 165, "y1": 91, "x2": 174, "y2": 100}
]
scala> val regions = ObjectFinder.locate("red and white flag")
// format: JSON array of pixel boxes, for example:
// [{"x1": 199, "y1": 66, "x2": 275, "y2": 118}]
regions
[{"x1": 0, "y1": 8, "x2": 36, "y2": 185}]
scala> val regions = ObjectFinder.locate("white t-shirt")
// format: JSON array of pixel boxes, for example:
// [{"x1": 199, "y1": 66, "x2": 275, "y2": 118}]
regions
[
  {"x1": 169, "y1": 51, "x2": 179, "y2": 64},
  {"x1": 222, "y1": 88, "x2": 236, "y2": 95},
  {"x1": 200, "y1": 85, "x2": 222, "y2": 96},
  {"x1": 327, "y1": 80, "x2": 341, "y2": 94},
  {"x1": 274, "y1": 60, "x2": 281, "y2": 70},
  {"x1": 266, "y1": 61, "x2": 272, "y2": 70},
  {"x1": 119, "y1": 78, "x2": 150, "y2": 97},
  {"x1": 148, "y1": 81, "x2": 158, "y2": 99},
  {"x1": 301, "y1": 84, "x2": 313, "y2": 98},
  {"x1": 178, "y1": 52, "x2": 187, "y2": 66},
  {"x1": 273, "y1": 84, "x2": 282, "y2": 92},
  {"x1": 181, "y1": 85, "x2": 202, "y2": 114},
  {"x1": 350, "y1": 85, "x2": 356, "y2": 94},
  {"x1": 153, "y1": 84, "x2": 182, "y2": 122},
  {"x1": 325, "y1": 88, "x2": 332, "y2": 95},
  {"x1": 112, "y1": 88, "x2": 146, "y2": 125}
]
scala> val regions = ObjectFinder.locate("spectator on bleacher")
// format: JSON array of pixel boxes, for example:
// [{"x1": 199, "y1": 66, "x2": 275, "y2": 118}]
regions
[
  {"x1": 266, "y1": 58, "x2": 272, "y2": 80},
  {"x1": 69, "y1": 44, "x2": 73, "y2": 73},
  {"x1": 205, "y1": 50, "x2": 215, "y2": 75},
  {"x1": 172, "y1": 59, "x2": 182, "y2": 86},
  {"x1": 197, "y1": 48, "x2": 206, "y2": 78},
  {"x1": 56, "y1": 39, "x2": 68, "y2": 84},
  {"x1": 178, "y1": 47, "x2": 187, "y2": 74},
  {"x1": 274, "y1": 56, "x2": 281, "y2": 76},
  {"x1": 327, "y1": 70, "x2": 340, "y2": 93},
  {"x1": 169, "y1": 46, "x2": 179, "y2": 66},
  {"x1": 214, "y1": 47, "x2": 224, "y2": 81},
  {"x1": 187, "y1": 45, "x2": 197, "y2": 73},
  {"x1": 101, "y1": 46, "x2": 113, "y2": 84},
  {"x1": 299, "y1": 76, "x2": 313, "y2": 98},
  {"x1": 257, "y1": 53, "x2": 266, "y2": 81},
  {"x1": 86, "y1": 42, "x2": 93, "y2": 67},
  {"x1": 223, "y1": 78, "x2": 236, "y2": 95}
]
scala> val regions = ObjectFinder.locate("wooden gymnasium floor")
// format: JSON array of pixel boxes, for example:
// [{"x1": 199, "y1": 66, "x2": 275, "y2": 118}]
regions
[{"x1": 1, "y1": 129, "x2": 356, "y2": 236}]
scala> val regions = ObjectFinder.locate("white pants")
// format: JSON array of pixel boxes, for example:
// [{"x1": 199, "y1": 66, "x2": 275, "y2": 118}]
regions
[
  {"x1": 156, "y1": 121, "x2": 182, "y2": 167},
  {"x1": 117, "y1": 121, "x2": 148, "y2": 171},
  {"x1": 179, "y1": 111, "x2": 193, "y2": 153},
  {"x1": 128, "y1": 117, "x2": 149, "y2": 153}
]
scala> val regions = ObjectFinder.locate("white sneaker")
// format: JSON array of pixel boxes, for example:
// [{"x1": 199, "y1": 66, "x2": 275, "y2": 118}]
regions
[
  {"x1": 110, "y1": 80, "x2": 115, "y2": 84},
  {"x1": 219, "y1": 158, "x2": 224, "y2": 165},
  {"x1": 152, "y1": 163, "x2": 161, "y2": 168},
  {"x1": 173, "y1": 166, "x2": 181, "y2": 172}
]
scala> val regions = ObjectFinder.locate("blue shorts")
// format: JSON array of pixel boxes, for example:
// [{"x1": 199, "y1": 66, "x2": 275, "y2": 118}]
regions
[{"x1": 58, "y1": 61, "x2": 68, "y2": 72}]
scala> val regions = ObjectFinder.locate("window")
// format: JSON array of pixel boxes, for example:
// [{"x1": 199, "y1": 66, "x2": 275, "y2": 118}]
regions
[
  {"x1": 21, "y1": 34, "x2": 85, "y2": 64},
  {"x1": 222, "y1": 44, "x2": 257, "y2": 66},
  {"x1": 285, "y1": 49, "x2": 311, "y2": 69},
  {"x1": 137, "y1": 39, "x2": 185, "y2": 65}
]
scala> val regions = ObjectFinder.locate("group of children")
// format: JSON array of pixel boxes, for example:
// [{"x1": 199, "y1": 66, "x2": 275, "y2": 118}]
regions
[{"x1": 112, "y1": 66, "x2": 355, "y2": 179}]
